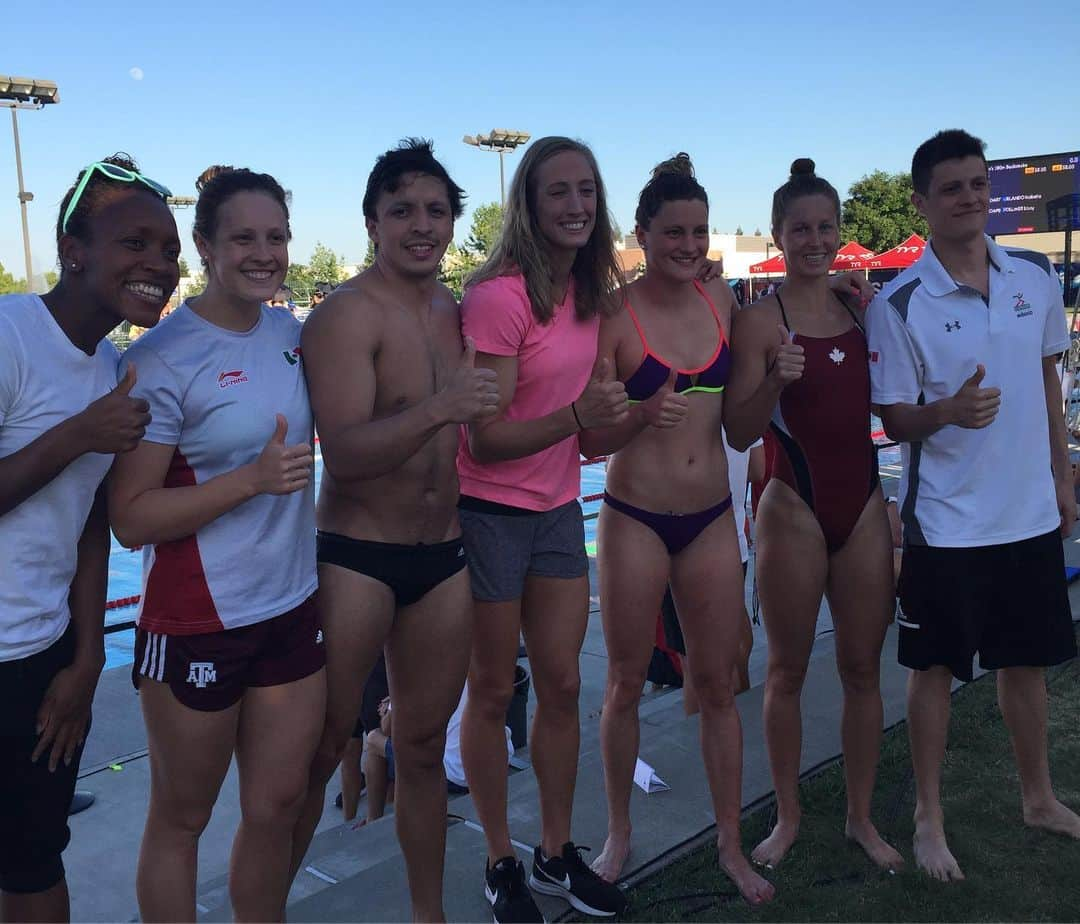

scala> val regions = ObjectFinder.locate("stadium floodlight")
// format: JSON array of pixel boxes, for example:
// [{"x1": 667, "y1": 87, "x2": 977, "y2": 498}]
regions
[
  {"x1": 1, "y1": 75, "x2": 60, "y2": 292},
  {"x1": 463, "y1": 129, "x2": 531, "y2": 206}
]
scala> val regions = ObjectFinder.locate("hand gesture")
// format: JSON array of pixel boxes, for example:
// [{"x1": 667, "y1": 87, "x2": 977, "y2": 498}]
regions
[
  {"x1": 249, "y1": 415, "x2": 313, "y2": 495},
  {"x1": 573, "y1": 357, "x2": 629, "y2": 429},
  {"x1": 437, "y1": 337, "x2": 499, "y2": 423},
  {"x1": 641, "y1": 368, "x2": 689, "y2": 429},
  {"x1": 948, "y1": 365, "x2": 1000, "y2": 429},
  {"x1": 32, "y1": 659, "x2": 101, "y2": 772},
  {"x1": 767, "y1": 326, "x2": 804, "y2": 387},
  {"x1": 829, "y1": 271, "x2": 875, "y2": 308},
  {"x1": 79, "y1": 364, "x2": 152, "y2": 453},
  {"x1": 696, "y1": 259, "x2": 723, "y2": 283}
]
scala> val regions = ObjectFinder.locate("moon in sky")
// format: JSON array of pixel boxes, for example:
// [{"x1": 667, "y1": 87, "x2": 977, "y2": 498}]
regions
[{"x1": 129, "y1": 67, "x2": 144, "y2": 81}]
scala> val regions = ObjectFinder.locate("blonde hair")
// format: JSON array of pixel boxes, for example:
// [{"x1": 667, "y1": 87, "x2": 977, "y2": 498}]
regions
[{"x1": 467, "y1": 136, "x2": 622, "y2": 323}]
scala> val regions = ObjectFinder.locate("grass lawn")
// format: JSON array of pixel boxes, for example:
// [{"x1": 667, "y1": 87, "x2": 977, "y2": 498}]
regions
[{"x1": 616, "y1": 636, "x2": 1080, "y2": 922}]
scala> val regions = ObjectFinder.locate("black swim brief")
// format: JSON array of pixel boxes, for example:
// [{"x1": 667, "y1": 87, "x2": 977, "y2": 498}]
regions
[{"x1": 316, "y1": 531, "x2": 468, "y2": 607}]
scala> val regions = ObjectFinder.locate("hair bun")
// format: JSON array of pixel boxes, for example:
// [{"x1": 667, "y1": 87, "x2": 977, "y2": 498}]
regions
[
  {"x1": 196, "y1": 165, "x2": 237, "y2": 193},
  {"x1": 102, "y1": 152, "x2": 139, "y2": 173},
  {"x1": 790, "y1": 158, "x2": 816, "y2": 179},
  {"x1": 652, "y1": 152, "x2": 694, "y2": 180}
]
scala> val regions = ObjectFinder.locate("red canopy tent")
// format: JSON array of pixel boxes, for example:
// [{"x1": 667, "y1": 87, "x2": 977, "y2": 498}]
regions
[
  {"x1": 848, "y1": 234, "x2": 926, "y2": 271},
  {"x1": 831, "y1": 240, "x2": 875, "y2": 270},
  {"x1": 748, "y1": 252, "x2": 786, "y2": 275}
]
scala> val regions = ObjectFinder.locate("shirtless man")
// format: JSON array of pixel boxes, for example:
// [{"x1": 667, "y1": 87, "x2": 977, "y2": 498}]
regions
[{"x1": 289, "y1": 139, "x2": 498, "y2": 922}]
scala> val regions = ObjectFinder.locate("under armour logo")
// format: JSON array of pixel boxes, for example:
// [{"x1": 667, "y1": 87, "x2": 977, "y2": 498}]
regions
[
  {"x1": 186, "y1": 662, "x2": 217, "y2": 688},
  {"x1": 945, "y1": 320, "x2": 962, "y2": 332}
]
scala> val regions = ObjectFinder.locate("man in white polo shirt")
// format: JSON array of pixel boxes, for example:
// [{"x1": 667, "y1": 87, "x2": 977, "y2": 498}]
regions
[{"x1": 868, "y1": 128, "x2": 1079, "y2": 883}]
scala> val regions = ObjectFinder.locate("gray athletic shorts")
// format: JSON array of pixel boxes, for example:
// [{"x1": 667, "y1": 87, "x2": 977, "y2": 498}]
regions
[{"x1": 458, "y1": 496, "x2": 588, "y2": 602}]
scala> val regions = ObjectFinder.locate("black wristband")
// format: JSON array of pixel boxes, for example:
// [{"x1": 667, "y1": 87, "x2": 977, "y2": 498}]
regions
[{"x1": 571, "y1": 401, "x2": 584, "y2": 431}]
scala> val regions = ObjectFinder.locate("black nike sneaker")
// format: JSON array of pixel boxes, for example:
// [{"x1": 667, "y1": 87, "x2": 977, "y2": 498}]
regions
[
  {"x1": 529, "y1": 842, "x2": 628, "y2": 917},
  {"x1": 485, "y1": 855, "x2": 544, "y2": 923}
]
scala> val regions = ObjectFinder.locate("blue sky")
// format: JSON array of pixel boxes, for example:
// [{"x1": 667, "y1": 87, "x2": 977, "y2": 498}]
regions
[{"x1": 2, "y1": 0, "x2": 1077, "y2": 280}]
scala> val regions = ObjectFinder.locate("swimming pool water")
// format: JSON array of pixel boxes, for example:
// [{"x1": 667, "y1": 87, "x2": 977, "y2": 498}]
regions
[{"x1": 104, "y1": 455, "x2": 610, "y2": 669}]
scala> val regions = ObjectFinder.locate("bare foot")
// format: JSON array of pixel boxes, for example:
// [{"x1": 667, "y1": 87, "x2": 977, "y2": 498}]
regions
[
  {"x1": 750, "y1": 820, "x2": 799, "y2": 868},
  {"x1": 718, "y1": 841, "x2": 776, "y2": 905},
  {"x1": 591, "y1": 831, "x2": 632, "y2": 883},
  {"x1": 846, "y1": 817, "x2": 904, "y2": 872},
  {"x1": 1024, "y1": 799, "x2": 1080, "y2": 838},
  {"x1": 912, "y1": 815, "x2": 963, "y2": 882}
]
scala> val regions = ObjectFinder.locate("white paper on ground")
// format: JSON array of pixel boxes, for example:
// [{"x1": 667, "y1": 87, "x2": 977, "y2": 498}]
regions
[{"x1": 633, "y1": 757, "x2": 670, "y2": 794}]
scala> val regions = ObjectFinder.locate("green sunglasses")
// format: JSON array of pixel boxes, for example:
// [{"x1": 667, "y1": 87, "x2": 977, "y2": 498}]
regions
[{"x1": 62, "y1": 162, "x2": 172, "y2": 234}]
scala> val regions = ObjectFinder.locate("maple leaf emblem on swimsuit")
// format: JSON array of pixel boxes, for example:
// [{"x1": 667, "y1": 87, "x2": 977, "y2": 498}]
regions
[{"x1": 829, "y1": 347, "x2": 846, "y2": 365}]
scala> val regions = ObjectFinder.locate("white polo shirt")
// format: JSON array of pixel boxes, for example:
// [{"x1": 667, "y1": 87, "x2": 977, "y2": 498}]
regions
[
  {"x1": 867, "y1": 235, "x2": 1068, "y2": 548},
  {"x1": 0, "y1": 295, "x2": 119, "y2": 661}
]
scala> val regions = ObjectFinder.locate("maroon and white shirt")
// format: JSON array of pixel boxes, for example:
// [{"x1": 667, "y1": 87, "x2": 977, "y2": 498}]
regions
[{"x1": 121, "y1": 303, "x2": 316, "y2": 635}]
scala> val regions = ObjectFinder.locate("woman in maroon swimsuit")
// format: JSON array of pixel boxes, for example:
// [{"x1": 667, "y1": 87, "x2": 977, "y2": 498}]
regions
[{"x1": 725, "y1": 159, "x2": 902, "y2": 871}]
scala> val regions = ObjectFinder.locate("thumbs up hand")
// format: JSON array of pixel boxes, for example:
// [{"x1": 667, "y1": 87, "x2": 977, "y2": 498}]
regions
[
  {"x1": 947, "y1": 364, "x2": 1001, "y2": 429},
  {"x1": 766, "y1": 325, "x2": 804, "y2": 388},
  {"x1": 641, "y1": 368, "x2": 690, "y2": 429},
  {"x1": 435, "y1": 336, "x2": 500, "y2": 424},
  {"x1": 573, "y1": 354, "x2": 629, "y2": 429},
  {"x1": 77, "y1": 363, "x2": 152, "y2": 453},
  {"x1": 250, "y1": 413, "x2": 314, "y2": 495}
]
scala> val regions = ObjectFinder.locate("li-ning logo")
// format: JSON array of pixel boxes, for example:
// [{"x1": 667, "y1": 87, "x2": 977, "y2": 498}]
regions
[
  {"x1": 283, "y1": 346, "x2": 302, "y2": 366},
  {"x1": 186, "y1": 661, "x2": 217, "y2": 688},
  {"x1": 218, "y1": 369, "x2": 249, "y2": 388},
  {"x1": 945, "y1": 320, "x2": 962, "y2": 332},
  {"x1": 1013, "y1": 292, "x2": 1033, "y2": 318}
]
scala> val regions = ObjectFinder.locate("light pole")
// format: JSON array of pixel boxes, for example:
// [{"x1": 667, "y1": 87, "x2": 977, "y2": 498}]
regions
[
  {"x1": 463, "y1": 129, "x2": 531, "y2": 206},
  {"x1": 0, "y1": 76, "x2": 59, "y2": 293}
]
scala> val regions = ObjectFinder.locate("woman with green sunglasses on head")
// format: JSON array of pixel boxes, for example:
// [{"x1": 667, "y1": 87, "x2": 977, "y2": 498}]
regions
[{"x1": 0, "y1": 153, "x2": 178, "y2": 924}]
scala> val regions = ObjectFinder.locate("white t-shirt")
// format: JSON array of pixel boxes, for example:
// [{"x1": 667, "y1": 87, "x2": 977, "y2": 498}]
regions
[
  {"x1": 725, "y1": 434, "x2": 763, "y2": 563},
  {"x1": 121, "y1": 303, "x2": 317, "y2": 635},
  {"x1": 0, "y1": 295, "x2": 119, "y2": 661},
  {"x1": 867, "y1": 235, "x2": 1068, "y2": 548},
  {"x1": 443, "y1": 683, "x2": 513, "y2": 788}
]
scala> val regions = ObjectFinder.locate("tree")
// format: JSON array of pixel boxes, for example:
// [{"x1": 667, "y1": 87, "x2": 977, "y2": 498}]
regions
[
  {"x1": 44, "y1": 270, "x2": 58, "y2": 289},
  {"x1": 178, "y1": 257, "x2": 191, "y2": 277},
  {"x1": 308, "y1": 242, "x2": 347, "y2": 286},
  {"x1": 0, "y1": 262, "x2": 26, "y2": 295},
  {"x1": 439, "y1": 242, "x2": 479, "y2": 299},
  {"x1": 361, "y1": 238, "x2": 376, "y2": 269},
  {"x1": 439, "y1": 203, "x2": 503, "y2": 299},
  {"x1": 285, "y1": 263, "x2": 312, "y2": 297},
  {"x1": 183, "y1": 270, "x2": 207, "y2": 296},
  {"x1": 735, "y1": 225, "x2": 744, "y2": 236},
  {"x1": 841, "y1": 171, "x2": 928, "y2": 253},
  {"x1": 464, "y1": 203, "x2": 503, "y2": 257}
]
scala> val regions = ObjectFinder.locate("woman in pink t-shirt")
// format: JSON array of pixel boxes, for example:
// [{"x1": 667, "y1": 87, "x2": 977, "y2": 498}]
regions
[{"x1": 456, "y1": 137, "x2": 630, "y2": 922}]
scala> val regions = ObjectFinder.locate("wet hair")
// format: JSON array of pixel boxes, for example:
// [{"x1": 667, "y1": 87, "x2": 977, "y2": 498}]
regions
[
  {"x1": 362, "y1": 138, "x2": 465, "y2": 221},
  {"x1": 911, "y1": 129, "x2": 987, "y2": 195},
  {"x1": 634, "y1": 153, "x2": 708, "y2": 230},
  {"x1": 55, "y1": 152, "x2": 167, "y2": 250},
  {"x1": 467, "y1": 136, "x2": 622, "y2": 323},
  {"x1": 192, "y1": 165, "x2": 292, "y2": 254},
  {"x1": 770, "y1": 158, "x2": 841, "y2": 234}
]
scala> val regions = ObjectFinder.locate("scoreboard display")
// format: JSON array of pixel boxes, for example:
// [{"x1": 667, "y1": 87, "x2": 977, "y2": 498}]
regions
[{"x1": 987, "y1": 152, "x2": 1080, "y2": 235}]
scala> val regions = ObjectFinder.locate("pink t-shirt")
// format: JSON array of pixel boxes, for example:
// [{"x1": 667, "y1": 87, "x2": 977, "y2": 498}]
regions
[{"x1": 457, "y1": 274, "x2": 599, "y2": 511}]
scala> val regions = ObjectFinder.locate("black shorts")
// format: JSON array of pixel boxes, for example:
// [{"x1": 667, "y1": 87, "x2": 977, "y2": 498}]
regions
[
  {"x1": 352, "y1": 653, "x2": 389, "y2": 739},
  {"x1": 0, "y1": 625, "x2": 85, "y2": 894},
  {"x1": 133, "y1": 595, "x2": 324, "y2": 711},
  {"x1": 898, "y1": 529, "x2": 1076, "y2": 682},
  {"x1": 317, "y1": 531, "x2": 467, "y2": 607}
]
